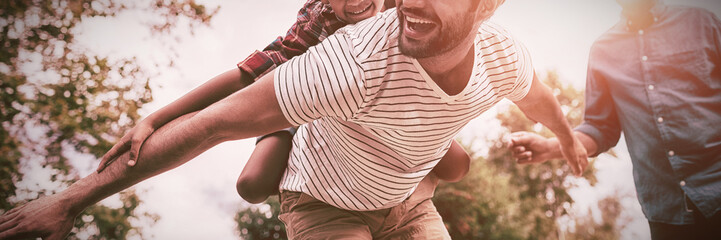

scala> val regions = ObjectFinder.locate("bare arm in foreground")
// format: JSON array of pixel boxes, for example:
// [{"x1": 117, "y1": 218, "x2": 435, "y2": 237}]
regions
[
  {"x1": 0, "y1": 68, "x2": 291, "y2": 240},
  {"x1": 508, "y1": 130, "x2": 599, "y2": 165},
  {"x1": 512, "y1": 73, "x2": 589, "y2": 176}
]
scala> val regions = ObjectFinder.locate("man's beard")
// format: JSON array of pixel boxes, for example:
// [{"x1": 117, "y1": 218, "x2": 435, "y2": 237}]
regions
[{"x1": 399, "y1": 13, "x2": 475, "y2": 59}]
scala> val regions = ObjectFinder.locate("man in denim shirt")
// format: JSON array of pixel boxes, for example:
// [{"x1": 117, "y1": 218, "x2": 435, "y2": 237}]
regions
[{"x1": 508, "y1": 0, "x2": 721, "y2": 238}]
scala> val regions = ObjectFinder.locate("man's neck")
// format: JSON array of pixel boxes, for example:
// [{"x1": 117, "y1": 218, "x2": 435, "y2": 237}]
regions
[
  {"x1": 624, "y1": 10, "x2": 654, "y2": 30},
  {"x1": 416, "y1": 35, "x2": 476, "y2": 96},
  {"x1": 622, "y1": 1, "x2": 659, "y2": 30}
]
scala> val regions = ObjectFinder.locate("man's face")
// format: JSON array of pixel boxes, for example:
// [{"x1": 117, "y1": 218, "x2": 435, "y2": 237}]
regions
[
  {"x1": 324, "y1": 0, "x2": 386, "y2": 24},
  {"x1": 396, "y1": 0, "x2": 480, "y2": 58}
]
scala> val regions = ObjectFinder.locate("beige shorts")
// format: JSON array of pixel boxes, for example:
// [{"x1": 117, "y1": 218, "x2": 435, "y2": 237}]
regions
[{"x1": 278, "y1": 173, "x2": 450, "y2": 240}]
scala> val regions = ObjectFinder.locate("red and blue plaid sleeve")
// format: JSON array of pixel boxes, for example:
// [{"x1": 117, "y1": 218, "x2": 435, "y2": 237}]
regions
[{"x1": 237, "y1": 0, "x2": 346, "y2": 80}]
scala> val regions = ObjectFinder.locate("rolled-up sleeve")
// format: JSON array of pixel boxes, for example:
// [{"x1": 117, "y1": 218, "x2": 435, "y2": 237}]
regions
[{"x1": 575, "y1": 51, "x2": 622, "y2": 157}]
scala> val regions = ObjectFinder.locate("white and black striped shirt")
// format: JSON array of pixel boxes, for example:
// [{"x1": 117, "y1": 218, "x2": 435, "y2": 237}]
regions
[{"x1": 274, "y1": 9, "x2": 533, "y2": 211}]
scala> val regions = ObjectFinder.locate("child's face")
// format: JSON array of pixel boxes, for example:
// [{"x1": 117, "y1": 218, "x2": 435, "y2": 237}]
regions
[{"x1": 323, "y1": 0, "x2": 386, "y2": 24}]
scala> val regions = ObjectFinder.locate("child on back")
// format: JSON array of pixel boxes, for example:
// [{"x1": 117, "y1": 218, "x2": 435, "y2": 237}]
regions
[{"x1": 98, "y1": 0, "x2": 471, "y2": 204}]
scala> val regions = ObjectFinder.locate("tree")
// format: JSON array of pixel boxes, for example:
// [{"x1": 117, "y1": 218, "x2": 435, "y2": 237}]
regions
[
  {"x1": 235, "y1": 196, "x2": 287, "y2": 240},
  {"x1": 433, "y1": 71, "x2": 616, "y2": 240},
  {"x1": 1, "y1": 0, "x2": 216, "y2": 238},
  {"x1": 563, "y1": 194, "x2": 626, "y2": 240},
  {"x1": 433, "y1": 158, "x2": 527, "y2": 239}
]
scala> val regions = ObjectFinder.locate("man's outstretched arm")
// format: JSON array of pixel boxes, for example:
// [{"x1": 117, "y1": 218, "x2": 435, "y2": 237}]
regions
[
  {"x1": 0, "y1": 68, "x2": 291, "y2": 240},
  {"x1": 507, "y1": 130, "x2": 599, "y2": 165},
  {"x1": 512, "y1": 73, "x2": 589, "y2": 176}
]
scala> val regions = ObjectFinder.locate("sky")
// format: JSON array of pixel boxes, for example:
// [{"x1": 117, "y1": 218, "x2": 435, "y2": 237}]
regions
[{"x1": 57, "y1": 0, "x2": 721, "y2": 239}]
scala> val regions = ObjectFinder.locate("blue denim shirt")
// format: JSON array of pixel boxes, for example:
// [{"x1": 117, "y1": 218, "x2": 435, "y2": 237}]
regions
[{"x1": 576, "y1": 4, "x2": 721, "y2": 224}]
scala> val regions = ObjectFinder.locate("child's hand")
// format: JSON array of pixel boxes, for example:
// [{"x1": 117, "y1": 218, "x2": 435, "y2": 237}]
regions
[
  {"x1": 508, "y1": 131, "x2": 557, "y2": 164},
  {"x1": 507, "y1": 132, "x2": 588, "y2": 176},
  {"x1": 508, "y1": 131, "x2": 588, "y2": 177},
  {"x1": 96, "y1": 121, "x2": 156, "y2": 172}
]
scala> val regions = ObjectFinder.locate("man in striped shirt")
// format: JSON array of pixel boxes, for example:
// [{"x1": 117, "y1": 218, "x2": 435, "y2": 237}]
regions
[
  {"x1": 0, "y1": 0, "x2": 588, "y2": 239},
  {"x1": 270, "y1": 1, "x2": 587, "y2": 237}
]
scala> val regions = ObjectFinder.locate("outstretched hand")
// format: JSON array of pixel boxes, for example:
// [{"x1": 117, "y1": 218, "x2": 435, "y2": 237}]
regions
[
  {"x1": 97, "y1": 122, "x2": 156, "y2": 172},
  {"x1": 508, "y1": 131, "x2": 557, "y2": 164},
  {"x1": 558, "y1": 135, "x2": 588, "y2": 177},
  {"x1": 507, "y1": 131, "x2": 588, "y2": 176},
  {"x1": 0, "y1": 194, "x2": 77, "y2": 240}
]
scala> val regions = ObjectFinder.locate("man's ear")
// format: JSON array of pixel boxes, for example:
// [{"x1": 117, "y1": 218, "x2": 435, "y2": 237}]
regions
[{"x1": 474, "y1": 0, "x2": 499, "y2": 22}]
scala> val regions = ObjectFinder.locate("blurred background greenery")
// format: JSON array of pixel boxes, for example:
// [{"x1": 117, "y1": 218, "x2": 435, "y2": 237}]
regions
[{"x1": 1, "y1": 0, "x2": 215, "y2": 238}]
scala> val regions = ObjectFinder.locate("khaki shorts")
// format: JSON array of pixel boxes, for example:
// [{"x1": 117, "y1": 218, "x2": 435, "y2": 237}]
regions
[{"x1": 278, "y1": 174, "x2": 450, "y2": 240}]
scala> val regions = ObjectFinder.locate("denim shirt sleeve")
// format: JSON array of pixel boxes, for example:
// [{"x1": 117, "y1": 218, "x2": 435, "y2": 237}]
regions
[
  {"x1": 710, "y1": 13, "x2": 721, "y2": 71},
  {"x1": 575, "y1": 51, "x2": 622, "y2": 157}
]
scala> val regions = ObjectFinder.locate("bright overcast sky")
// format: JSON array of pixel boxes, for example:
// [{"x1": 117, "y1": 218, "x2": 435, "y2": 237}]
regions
[{"x1": 65, "y1": 0, "x2": 721, "y2": 239}]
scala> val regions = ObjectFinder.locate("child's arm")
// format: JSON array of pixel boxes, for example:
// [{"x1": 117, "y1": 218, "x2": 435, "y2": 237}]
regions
[
  {"x1": 97, "y1": 0, "x2": 344, "y2": 172},
  {"x1": 236, "y1": 130, "x2": 293, "y2": 203},
  {"x1": 432, "y1": 140, "x2": 471, "y2": 182},
  {"x1": 233, "y1": 0, "x2": 347, "y2": 203},
  {"x1": 96, "y1": 69, "x2": 250, "y2": 171}
]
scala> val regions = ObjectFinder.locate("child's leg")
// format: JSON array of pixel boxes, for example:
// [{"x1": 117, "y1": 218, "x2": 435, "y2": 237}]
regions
[
  {"x1": 236, "y1": 128, "x2": 295, "y2": 203},
  {"x1": 432, "y1": 140, "x2": 470, "y2": 182}
]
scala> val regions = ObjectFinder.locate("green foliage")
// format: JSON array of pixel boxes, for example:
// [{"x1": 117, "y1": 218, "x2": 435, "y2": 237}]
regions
[
  {"x1": 70, "y1": 189, "x2": 160, "y2": 240},
  {"x1": 564, "y1": 195, "x2": 624, "y2": 240},
  {"x1": 434, "y1": 159, "x2": 526, "y2": 239},
  {"x1": 488, "y1": 71, "x2": 598, "y2": 239},
  {"x1": 1, "y1": 0, "x2": 215, "y2": 238},
  {"x1": 235, "y1": 196, "x2": 287, "y2": 240}
]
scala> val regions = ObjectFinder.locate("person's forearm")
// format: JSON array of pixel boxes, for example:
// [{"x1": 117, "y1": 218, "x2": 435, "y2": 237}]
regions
[
  {"x1": 145, "y1": 68, "x2": 252, "y2": 128},
  {"x1": 60, "y1": 111, "x2": 220, "y2": 214},
  {"x1": 516, "y1": 74, "x2": 574, "y2": 140},
  {"x1": 542, "y1": 131, "x2": 601, "y2": 160},
  {"x1": 59, "y1": 72, "x2": 289, "y2": 215},
  {"x1": 512, "y1": 74, "x2": 589, "y2": 175}
]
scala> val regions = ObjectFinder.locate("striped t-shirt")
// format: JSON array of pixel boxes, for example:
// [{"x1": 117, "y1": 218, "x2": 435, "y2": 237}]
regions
[{"x1": 274, "y1": 9, "x2": 533, "y2": 211}]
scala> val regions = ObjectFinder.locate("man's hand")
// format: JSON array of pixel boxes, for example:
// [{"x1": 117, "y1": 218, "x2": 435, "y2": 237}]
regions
[
  {"x1": 0, "y1": 194, "x2": 78, "y2": 240},
  {"x1": 557, "y1": 135, "x2": 588, "y2": 177},
  {"x1": 512, "y1": 73, "x2": 589, "y2": 177},
  {"x1": 508, "y1": 131, "x2": 558, "y2": 164},
  {"x1": 97, "y1": 121, "x2": 156, "y2": 172},
  {"x1": 508, "y1": 131, "x2": 588, "y2": 176}
]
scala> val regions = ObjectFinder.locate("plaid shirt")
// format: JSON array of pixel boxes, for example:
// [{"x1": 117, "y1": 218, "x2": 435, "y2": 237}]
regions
[{"x1": 237, "y1": 0, "x2": 345, "y2": 80}]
